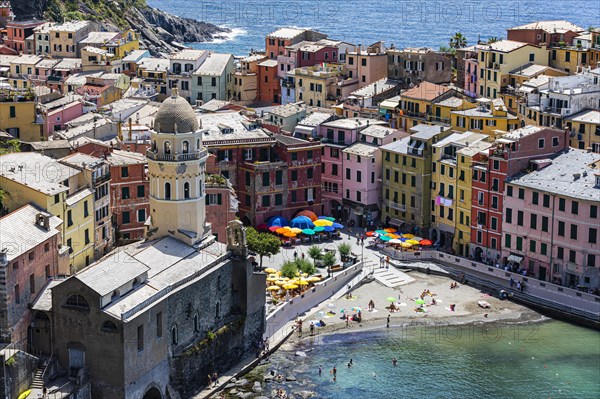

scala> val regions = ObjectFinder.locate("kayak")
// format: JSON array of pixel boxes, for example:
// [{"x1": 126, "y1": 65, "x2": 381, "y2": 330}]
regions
[{"x1": 17, "y1": 390, "x2": 32, "y2": 399}]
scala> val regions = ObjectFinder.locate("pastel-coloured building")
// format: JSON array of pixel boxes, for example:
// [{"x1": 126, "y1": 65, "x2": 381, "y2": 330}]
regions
[
  {"x1": 502, "y1": 149, "x2": 600, "y2": 289},
  {"x1": 265, "y1": 27, "x2": 327, "y2": 60},
  {"x1": 345, "y1": 41, "x2": 388, "y2": 89},
  {"x1": 342, "y1": 143, "x2": 381, "y2": 227},
  {"x1": 257, "y1": 59, "x2": 279, "y2": 104},
  {"x1": 40, "y1": 94, "x2": 84, "y2": 137},
  {"x1": 205, "y1": 174, "x2": 239, "y2": 244},
  {"x1": 4, "y1": 20, "x2": 44, "y2": 53}
]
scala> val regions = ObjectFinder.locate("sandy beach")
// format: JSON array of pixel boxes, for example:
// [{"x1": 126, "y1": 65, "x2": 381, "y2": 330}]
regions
[{"x1": 284, "y1": 271, "x2": 545, "y2": 344}]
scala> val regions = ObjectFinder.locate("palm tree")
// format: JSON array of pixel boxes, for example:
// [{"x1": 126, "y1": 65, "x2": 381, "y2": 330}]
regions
[
  {"x1": 487, "y1": 36, "x2": 501, "y2": 44},
  {"x1": 307, "y1": 245, "x2": 323, "y2": 267},
  {"x1": 449, "y1": 32, "x2": 467, "y2": 49}
]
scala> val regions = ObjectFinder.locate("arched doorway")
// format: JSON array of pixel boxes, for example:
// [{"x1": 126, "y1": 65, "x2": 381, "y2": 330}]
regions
[{"x1": 143, "y1": 387, "x2": 162, "y2": 399}]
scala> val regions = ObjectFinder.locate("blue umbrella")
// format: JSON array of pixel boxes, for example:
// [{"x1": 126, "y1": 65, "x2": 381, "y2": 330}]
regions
[
  {"x1": 266, "y1": 216, "x2": 289, "y2": 227},
  {"x1": 375, "y1": 229, "x2": 388, "y2": 235},
  {"x1": 332, "y1": 223, "x2": 344, "y2": 229},
  {"x1": 302, "y1": 229, "x2": 315, "y2": 235},
  {"x1": 323, "y1": 226, "x2": 335, "y2": 232},
  {"x1": 291, "y1": 216, "x2": 315, "y2": 230},
  {"x1": 380, "y1": 235, "x2": 392, "y2": 241}
]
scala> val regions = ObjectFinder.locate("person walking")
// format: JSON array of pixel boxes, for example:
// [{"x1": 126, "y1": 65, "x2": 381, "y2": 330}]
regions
[
  {"x1": 207, "y1": 374, "x2": 212, "y2": 388},
  {"x1": 294, "y1": 250, "x2": 298, "y2": 259},
  {"x1": 387, "y1": 314, "x2": 390, "y2": 328},
  {"x1": 310, "y1": 322, "x2": 315, "y2": 336},
  {"x1": 212, "y1": 372, "x2": 218, "y2": 387}
]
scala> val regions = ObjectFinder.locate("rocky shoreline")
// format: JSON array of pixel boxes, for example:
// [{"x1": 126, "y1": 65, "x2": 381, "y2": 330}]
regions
[{"x1": 10, "y1": 0, "x2": 231, "y2": 55}]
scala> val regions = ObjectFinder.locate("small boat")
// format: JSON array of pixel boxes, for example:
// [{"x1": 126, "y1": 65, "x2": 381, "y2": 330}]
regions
[
  {"x1": 17, "y1": 390, "x2": 32, "y2": 399},
  {"x1": 478, "y1": 300, "x2": 491, "y2": 309}
]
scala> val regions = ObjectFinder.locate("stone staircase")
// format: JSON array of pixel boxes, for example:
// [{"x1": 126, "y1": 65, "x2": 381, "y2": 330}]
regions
[
  {"x1": 31, "y1": 359, "x2": 48, "y2": 390},
  {"x1": 372, "y1": 265, "x2": 415, "y2": 288}
]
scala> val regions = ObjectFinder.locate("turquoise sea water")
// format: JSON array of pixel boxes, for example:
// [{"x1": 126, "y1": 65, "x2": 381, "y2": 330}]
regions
[
  {"x1": 148, "y1": 0, "x2": 600, "y2": 55},
  {"x1": 251, "y1": 321, "x2": 600, "y2": 399}
]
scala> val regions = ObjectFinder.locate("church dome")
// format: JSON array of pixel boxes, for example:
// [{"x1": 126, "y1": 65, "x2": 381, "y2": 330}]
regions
[{"x1": 154, "y1": 91, "x2": 200, "y2": 134}]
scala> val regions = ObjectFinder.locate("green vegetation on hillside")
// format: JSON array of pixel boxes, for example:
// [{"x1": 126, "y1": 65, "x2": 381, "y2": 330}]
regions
[{"x1": 45, "y1": 0, "x2": 148, "y2": 27}]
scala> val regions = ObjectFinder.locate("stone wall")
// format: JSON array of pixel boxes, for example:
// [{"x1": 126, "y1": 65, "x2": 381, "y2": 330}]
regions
[{"x1": 0, "y1": 349, "x2": 38, "y2": 399}]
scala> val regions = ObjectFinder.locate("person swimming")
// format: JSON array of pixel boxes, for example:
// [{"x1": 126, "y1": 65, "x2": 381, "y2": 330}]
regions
[{"x1": 392, "y1": 357, "x2": 398, "y2": 366}]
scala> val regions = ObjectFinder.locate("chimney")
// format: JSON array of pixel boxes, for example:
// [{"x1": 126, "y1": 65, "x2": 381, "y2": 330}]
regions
[
  {"x1": 36, "y1": 213, "x2": 50, "y2": 231},
  {"x1": 0, "y1": 249, "x2": 7, "y2": 267}
]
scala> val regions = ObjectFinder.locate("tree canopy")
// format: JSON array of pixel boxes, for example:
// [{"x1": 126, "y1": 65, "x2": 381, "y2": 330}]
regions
[{"x1": 246, "y1": 227, "x2": 281, "y2": 268}]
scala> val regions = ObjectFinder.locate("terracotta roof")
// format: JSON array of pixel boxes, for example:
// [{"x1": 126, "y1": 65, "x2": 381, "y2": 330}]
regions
[{"x1": 401, "y1": 82, "x2": 450, "y2": 101}]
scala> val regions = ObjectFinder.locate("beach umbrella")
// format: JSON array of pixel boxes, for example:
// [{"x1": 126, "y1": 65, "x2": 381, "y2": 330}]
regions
[
  {"x1": 384, "y1": 228, "x2": 397, "y2": 233},
  {"x1": 276, "y1": 227, "x2": 290, "y2": 234},
  {"x1": 386, "y1": 234, "x2": 400, "y2": 239},
  {"x1": 290, "y1": 227, "x2": 303, "y2": 234},
  {"x1": 415, "y1": 299, "x2": 425, "y2": 305},
  {"x1": 340, "y1": 309, "x2": 347, "y2": 313},
  {"x1": 291, "y1": 216, "x2": 315, "y2": 229},
  {"x1": 296, "y1": 210, "x2": 318, "y2": 221},
  {"x1": 402, "y1": 233, "x2": 415, "y2": 239},
  {"x1": 313, "y1": 226, "x2": 325, "y2": 232},
  {"x1": 267, "y1": 286, "x2": 280, "y2": 291},
  {"x1": 275, "y1": 280, "x2": 286, "y2": 286},
  {"x1": 268, "y1": 226, "x2": 280, "y2": 232},
  {"x1": 380, "y1": 235, "x2": 392, "y2": 242},
  {"x1": 266, "y1": 216, "x2": 289, "y2": 227},
  {"x1": 323, "y1": 226, "x2": 335, "y2": 232},
  {"x1": 400, "y1": 242, "x2": 412, "y2": 248},
  {"x1": 351, "y1": 307, "x2": 362, "y2": 312},
  {"x1": 386, "y1": 297, "x2": 397, "y2": 302},
  {"x1": 375, "y1": 229, "x2": 388, "y2": 235},
  {"x1": 284, "y1": 284, "x2": 298, "y2": 290},
  {"x1": 266, "y1": 277, "x2": 278, "y2": 282},
  {"x1": 307, "y1": 276, "x2": 321, "y2": 282},
  {"x1": 332, "y1": 223, "x2": 344, "y2": 229},
  {"x1": 365, "y1": 231, "x2": 376, "y2": 237},
  {"x1": 284, "y1": 232, "x2": 297, "y2": 238},
  {"x1": 265, "y1": 268, "x2": 277, "y2": 274},
  {"x1": 407, "y1": 239, "x2": 420, "y2": 245},
  {"x1": 301, "y1": 273, "x2": 308, "y2": 277},
  {"x1": 318, "y1": 216, "x2": 336, "y2": 222},
  {"x1": 314, "y1": 219, "x2": 333, "y2": 227},
  {"x1": 297, "y1": 280, "x2": 309, "y2": 286},
  {"x1": 419, "y1": 239, "x2": 433, "y2": 246},
  {"x1": 389, "y1": 239, "x2": 403, "y2": 244},
  {"x1": 413, "y1": 236, "x2": 424, "y2": 242},
  {"x1": 302, "y1": 229, "x2": 315, "y2": 235}
]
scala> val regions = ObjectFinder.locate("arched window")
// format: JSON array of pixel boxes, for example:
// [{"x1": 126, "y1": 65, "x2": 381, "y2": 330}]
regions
[
  {"x1": 193, "y1": 313, "x2": 199, "y2": 333},
  {"x1": 184, "y1": 182, "x2": 190, "y2": 199},
  {"x1": 171, "y1": 325, "x2": 178, "y2": 346},
  {"x1": 164, "y1": 141, "x2": 171, "y2": 155},
  {"x1": 165, "y1": 182, "x2": 171, "y2": 200},
  {"x1": 65, "y1": 294, "x2": 89, "y2": 310},
  {"x1": 101, "y1": 320, "x2": 118, "y2": 333},
  {"x1": 152, "y1": 141, "x2": 157, "y2": 151},
  {"x1": 215, "y1": 302, "x2": 220, "y2": 319},
  {"x1": 182, "y1": 141, "x2": 189, "y2": 154}
]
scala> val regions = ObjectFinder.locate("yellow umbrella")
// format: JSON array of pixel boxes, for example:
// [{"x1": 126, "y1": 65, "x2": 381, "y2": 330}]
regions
[
  {"x1": 268, "y1": 273, "x2": 278, "y2": 279},
  {"x1": 275, "y1": 280, "x2": 287, "y2": 286},
  {"x1": 402, "y1": 233, "x2": 415, "y2": 238},
  {"x1": 400, "y1": 242, "x2": 412, "y2": 248},
  {"x1": 386, "y1": 234, "x2": 400, "y2": 239},
  {"x1": 314, "y1": 219, "x2": 333, "y2": 227},
  {"x1": 276, "y1": 227, "x2": 290, "y2": 234},
  {"x1": 264, "y1": 268, "x2": 277, "y2": 274},
  {"x1": 284, "y1": 284, "x2": 298, "y2": 290},
  {"x1": 266, "y1": 277, "x2": 278, "y2": 282},
  {"x1": 290, "y1": 227, "x2": 303, "y2": 234},
  {"x1": 307, "y1": 276, "x2": 321, "y2": 282},
  {"x1": 266, "y1": 286, "x2": 280, "y2": 291},
  {"x1": 384, "y1": 228, "x2": 397, "y2": 233},
  {"x1": 407, "y1": 239, "x2": 420, "y2": 245},
  {"x1": 284, "y1": 232, "x2": 297, "y2": 237},
  {"x1": 301, "y1": 273, "x2": 308, "y2": 277},
  {"x1": 297, "y1": 280, "x2": 309, "y2": 286}
]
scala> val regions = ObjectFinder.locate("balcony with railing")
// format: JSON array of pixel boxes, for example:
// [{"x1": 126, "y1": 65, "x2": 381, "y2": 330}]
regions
[
  {"x1": 146, "y1": 148, "x2": 208, "y2": 162},
  {"x1": 384, "y1": 200, "x2": 406, "y2": 212}
]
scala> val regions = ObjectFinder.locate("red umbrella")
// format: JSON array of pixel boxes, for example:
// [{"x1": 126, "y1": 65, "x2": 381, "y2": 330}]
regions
[
  {"x1": 256, "y1": 223, "x2": 269, "y2": 231},
  {"x1": 268, "y1": 226, "x2": 280, "y2": 232},
  {"x1": 366, "y1": 231, "x2": 376, "y2": 237},
  {"x1": 419, "y1": 239, "x2": 433, "y2": 246}
]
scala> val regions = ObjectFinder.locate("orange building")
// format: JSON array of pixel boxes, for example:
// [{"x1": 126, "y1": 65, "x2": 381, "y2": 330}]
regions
[
  {"x1": 257, "y1": 59, "x2": 280, "y2": 104},
  {"x1": 4, "y1": 20, "x2": 44, "y2": 53}
]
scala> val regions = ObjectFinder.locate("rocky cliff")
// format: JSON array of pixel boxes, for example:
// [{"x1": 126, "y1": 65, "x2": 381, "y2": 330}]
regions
[{"x1": 10, "y1": 0, "x2": 230, "y2": 55}]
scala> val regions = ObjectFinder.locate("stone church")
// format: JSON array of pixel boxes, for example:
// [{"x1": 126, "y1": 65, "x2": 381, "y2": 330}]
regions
[{"x1": 31, "y1": 90, "x2": 266, "y2": 399}]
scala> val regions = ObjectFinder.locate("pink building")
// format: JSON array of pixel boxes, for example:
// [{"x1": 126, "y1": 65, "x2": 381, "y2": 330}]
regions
[
  {"x1": 318, "y1": 118, "x2": 386, "y2": 219},
  {"x1": 502, "y1": 149, "x2": 600, "y2": 290},
  {"x1": 342, "y1": 143, "x2": 381, "y2": 227},
  {"x1": 41, "y1": 95, "x2": 84, "y2": 137},
  {"x1": 205, "y1": 174, "x2": 239, "y2": 244}
]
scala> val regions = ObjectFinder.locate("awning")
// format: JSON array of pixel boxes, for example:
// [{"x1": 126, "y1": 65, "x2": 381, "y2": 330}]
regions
[
  {"x1": 0, "y1": 66, "x2": 9, "y2": 72},
  {"x1": 380, "y1": 99, "x2": 400, "y2": 110},
  {"x1": 294, "y1": 125, "x2": 315, "y2": 137},
  {"x1": 507, "y1": 254, "x2": 524, "y2": 263},
  {"x1": 353, "y1": 207, "x2": 363, "y2": 216}
]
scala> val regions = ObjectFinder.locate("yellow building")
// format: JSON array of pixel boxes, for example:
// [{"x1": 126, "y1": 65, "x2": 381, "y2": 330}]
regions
[
  {"x1": 294, "y1": 63, "x2": 357, "y2": 108},
  {"x1": 232, "y1": 54, "x2": 265, "y2": 103},
  {"x1": 397, "y1": 81, "x2": 451, "y2": 129},
  {"x1": 380, "y1": 124, "x2": 452, "y2": 236},
  {"x1": 549, "y1": 46, "x2": 594, "y2": 74},
  {"x1": 451, "y1": 98, "x2": 519, "y2": 136},
  {"x1": 48, "y1": 20, "x2": 95, "y2": 58},
  {"x1": 8, "y1": 54, "x2": 42, "y2": 89},
  {"x1": 430, "y1": 131, "x2": 488, "y2": 251},
  {"x1": 0, "y1": 152, "x2": 95, "y2": 271},
  {"x1": 565, "y1": 109, "x2": 600, "y2": 152},
  {"x1": 0, "y1": 95, "x2": 42, "y2": 142},
  {"x1": 431, "y1": 96, "x2": 476, "y2": 125},
  {"x1": 476, "y1": 40, "x2": 548, "y2": 99},
  {"x1": 137, "y1": 57, "x2": 170, "y2": 99},
  {"x1": 454, "y1": 141, "x2": 493, "y2": 256}
]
